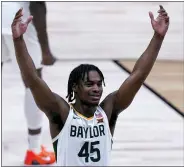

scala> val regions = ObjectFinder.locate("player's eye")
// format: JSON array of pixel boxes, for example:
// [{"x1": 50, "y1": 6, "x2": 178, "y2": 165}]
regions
[{"x1": 85, "y1": 82, "x2": 93, "y2": 87}]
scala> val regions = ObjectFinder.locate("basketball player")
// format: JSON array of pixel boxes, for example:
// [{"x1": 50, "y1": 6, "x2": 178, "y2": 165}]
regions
[
  {"x1": 2, "y1": 2, "x2": 56, "y2": 165},
  {"x1": 11, "y1": 5, "x2": 169, "y2": 166}
]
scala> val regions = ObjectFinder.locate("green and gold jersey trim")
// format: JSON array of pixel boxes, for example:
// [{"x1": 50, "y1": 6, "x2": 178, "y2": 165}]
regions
[
  {"x1": 53, "y1": 139, "x2": 58, "y2": 161},
  {"x1": 70, "y1": 104, "x2": 94, "y2": 120}
]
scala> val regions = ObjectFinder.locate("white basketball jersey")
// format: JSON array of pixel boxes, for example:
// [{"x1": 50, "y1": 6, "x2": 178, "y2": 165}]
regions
[{"x1": 52, "y1": 105, "x2": 113, "y2": 166}]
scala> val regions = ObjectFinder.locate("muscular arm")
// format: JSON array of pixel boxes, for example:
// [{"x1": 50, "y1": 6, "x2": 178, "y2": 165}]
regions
[
  {"x1": 13, "y1": 35, "x2": 69, "y2": 120},
  {"x1": 113, "y1": 32, "x2": 164, "y2": 113},
  {"x1": 101, "y1": 33, "x2": 164, "y2": 129},
  {"x1": 11, "y1": 8, "x2": 69, "y2": 121},
  {"x1": 101, "y1": 6, "x2": 169, "y2": 120}
]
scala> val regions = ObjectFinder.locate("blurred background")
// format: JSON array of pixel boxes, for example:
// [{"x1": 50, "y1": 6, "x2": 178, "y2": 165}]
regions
[{"x1": 1, "y1": 1, "x2": 184, "y2": 166}]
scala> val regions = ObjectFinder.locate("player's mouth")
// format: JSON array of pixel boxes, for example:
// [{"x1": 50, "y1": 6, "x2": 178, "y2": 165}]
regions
[{"x1": 90, "y1": 95, "x2": 101, "y2": 101}]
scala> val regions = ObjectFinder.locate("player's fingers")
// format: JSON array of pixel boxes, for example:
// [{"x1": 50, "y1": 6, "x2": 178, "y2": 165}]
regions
[
  {"x1": 15, "y1": 7, "x2": 22, "y2": 16},
  {"x1": 161, "y1": 12, "x2": 168, "y2": 16},
  {"x1": 11, "y1": 18, "x2": 22, "y2": 26},
  {"x1": 14, "y1": 13, "x2": 23, "y2": 20},
  {"x1": 14, "y1": 7, "x2": 23, "y2": 19},
  {"x1": 165, "y1": 16, "x2": 169, "y2": 23},
  {"x1": 159, "y1": 5, "x2": 164, "y2": 10},
  {"x1": 149, "y1": 11, "x2": 154, "y2": 21},
  {"x1": 158, "y1": 5, "x2": 166, "y2": 13},
  {"x1": 158, "y1": 9, "x2": 166, "y2": 13},
  {"x1": 25, "y1": 16, "x2": 33, "y2": 25}
]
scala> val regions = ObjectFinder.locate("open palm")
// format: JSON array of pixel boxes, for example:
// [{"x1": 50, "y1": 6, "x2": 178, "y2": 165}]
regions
[
  {"x1": 149, "y1": 5, "x2": 169, "y2": 37},
  {"x1": 11, "y1": 8, "x2": 33, "y2": 39}
]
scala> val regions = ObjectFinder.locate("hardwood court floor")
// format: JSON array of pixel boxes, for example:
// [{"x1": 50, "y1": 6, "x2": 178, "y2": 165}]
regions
[{"x1": 119, "y1": 60, "x2": 184, "y2": 113}]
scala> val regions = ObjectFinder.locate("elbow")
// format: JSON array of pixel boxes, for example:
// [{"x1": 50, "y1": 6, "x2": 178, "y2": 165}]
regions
[{"x1": 21, "y1": 72, "x2": 39, "y2": 88}]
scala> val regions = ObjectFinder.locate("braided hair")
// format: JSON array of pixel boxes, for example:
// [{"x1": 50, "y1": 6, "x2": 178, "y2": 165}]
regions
[{"x1": 66, "y1": 64, "x2": 105, "y2": 102}]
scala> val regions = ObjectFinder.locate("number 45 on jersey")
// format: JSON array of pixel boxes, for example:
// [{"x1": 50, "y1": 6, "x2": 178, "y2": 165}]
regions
[{"x1": 78, "y1": 141, "x2": 100, "y2": 163}]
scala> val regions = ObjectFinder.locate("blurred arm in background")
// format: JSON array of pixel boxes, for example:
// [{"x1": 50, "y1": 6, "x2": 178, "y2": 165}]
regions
[{"x1": 29, "y1": 1, "x2": 57, "y2": 65}]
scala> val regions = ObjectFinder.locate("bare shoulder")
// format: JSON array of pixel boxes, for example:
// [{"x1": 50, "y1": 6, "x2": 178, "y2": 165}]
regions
[
  {"x1": 46, "y1": 93, "x2": 70, "y2": 124},
  {"x1": 46, "y1": 93, "x2": 70, "y2": 138},
  {"x1": 100, "y1": 91, "x2": 117, "y2": 121}
]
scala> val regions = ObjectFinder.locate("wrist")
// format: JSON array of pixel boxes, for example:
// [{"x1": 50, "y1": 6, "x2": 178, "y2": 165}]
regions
[
  {"x1": 154, "y1": 32, "x2": 165, "y2": 40},
  {"x1": 12, "y1": 35, "x2": 23, "y2": 41}
]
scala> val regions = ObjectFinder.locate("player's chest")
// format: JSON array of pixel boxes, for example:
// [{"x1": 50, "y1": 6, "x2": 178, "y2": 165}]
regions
[{"x1": 68, "y1": 117, "x2": 107, "y2": 139}]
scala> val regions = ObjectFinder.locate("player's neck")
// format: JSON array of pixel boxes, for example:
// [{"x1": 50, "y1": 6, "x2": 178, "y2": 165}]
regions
[{"x1": 72, "y1": 102, "x2": 97, "y2": 118}]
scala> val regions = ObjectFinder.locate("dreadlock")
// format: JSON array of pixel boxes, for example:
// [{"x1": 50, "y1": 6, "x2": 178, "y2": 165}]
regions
[{"x1": 66, "y1": 64, "x2": 105, "y2": 102}]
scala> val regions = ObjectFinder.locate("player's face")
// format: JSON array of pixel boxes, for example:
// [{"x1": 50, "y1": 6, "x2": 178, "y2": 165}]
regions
[{"x1": 77, "y1": 71, "x2": 103, "y2": 106}]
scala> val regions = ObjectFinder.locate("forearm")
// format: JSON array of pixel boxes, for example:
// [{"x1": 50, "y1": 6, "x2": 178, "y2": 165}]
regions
[
  {"x1": 29, "y1": 2, "x2": 50, "y2": 54},
  {"x1": 132, "y1": 32, "x2": 164, "y2": 79},
  {"x1": 13, "y1": 36, "x2": 38, "y2": 86}
]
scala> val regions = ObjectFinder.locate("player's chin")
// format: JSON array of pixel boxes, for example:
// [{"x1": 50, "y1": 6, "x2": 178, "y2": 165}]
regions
[{"x1": 89, "y1": 99, "x2": 100, "y2": 106}]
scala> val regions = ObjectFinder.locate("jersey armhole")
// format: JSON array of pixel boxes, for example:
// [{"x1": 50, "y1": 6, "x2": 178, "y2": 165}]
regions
[
  {"x1": 97, "y1": 106, "x2": 113, "y2": 141},
  {"x1": 52, "y1": 105, "x2": 74, "y2": 143}
]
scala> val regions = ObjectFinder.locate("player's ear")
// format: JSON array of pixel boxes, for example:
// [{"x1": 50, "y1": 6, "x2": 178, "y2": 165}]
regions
[{"x1": 72, "y1": 83, "x2": 77, "y2": 93}]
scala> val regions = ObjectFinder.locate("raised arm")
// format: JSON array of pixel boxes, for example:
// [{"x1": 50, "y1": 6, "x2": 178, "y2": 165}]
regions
[
  {"x1": 12, "y1": 8, "x2": 69, "y2": 120},
  {"x1": 102, "y1": 5, "x2": 169, "y2": 117}
]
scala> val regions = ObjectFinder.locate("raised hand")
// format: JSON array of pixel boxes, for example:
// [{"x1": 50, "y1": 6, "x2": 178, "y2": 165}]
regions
[
  {"x1": 149, "y1": 5, "x2": 170, "y2": 37},
  {"x1": 11, "y1": 8, "x2": 33, "y2": 39}
]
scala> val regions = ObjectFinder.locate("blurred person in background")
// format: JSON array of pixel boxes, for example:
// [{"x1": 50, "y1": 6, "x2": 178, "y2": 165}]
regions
[{"x1": 2, "y1": 2, "x2": 56, "y2": 165}]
